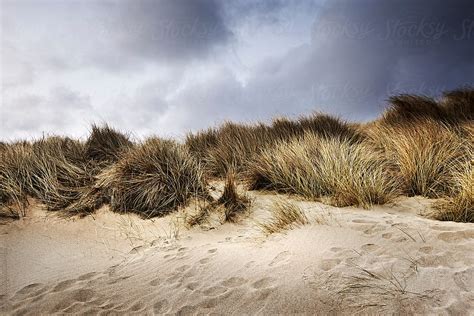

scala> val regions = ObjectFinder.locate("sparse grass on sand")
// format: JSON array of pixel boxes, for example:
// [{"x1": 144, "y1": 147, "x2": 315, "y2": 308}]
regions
[
  {"x1": 185, "y1": 172, "x2": 251, "y2": 227},
  {"x1": 259, "y1": 200, "x2": 309, "y2": 235}
]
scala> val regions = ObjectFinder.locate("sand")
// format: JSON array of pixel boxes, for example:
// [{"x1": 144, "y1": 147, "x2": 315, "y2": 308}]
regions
[{"x1": 1, "y1": 185, "x2": 473, "y2": 315}]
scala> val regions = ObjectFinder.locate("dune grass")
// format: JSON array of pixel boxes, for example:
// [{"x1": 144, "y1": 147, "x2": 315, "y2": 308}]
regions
[
  {"x1": 259, "y1": 200, "x2": 309, "y2": 235},
  {"x1": 368, "y1": 119, "x2": 470, "y2": 198},
  {"x1": 185, "y1": 172, "x2": 251, "y2": 227},
  {"x1": 0, "y1": 88, "x2": 472, "y2": 223},
  {"x1": 247, "y1": 133, "x2": 400, "y2": 208},
  {"x1": 98, "y1": 138, "x2": 207, "y2": 218},
  {"x1": 185, "y1": 114, "x2": 362, "y2": 177},
  {"x1": 217, "y1": 171, "x2": 251, "y2": 222},
  {"x1": 433, "y1": 156, "x2": 473, "y2": 223},
  {"x1": 84, "y1": 124, "x2": 133, "y2": 167},
  {"x1": 381, "y1": 88, "x2": 474, "y2": 125}
]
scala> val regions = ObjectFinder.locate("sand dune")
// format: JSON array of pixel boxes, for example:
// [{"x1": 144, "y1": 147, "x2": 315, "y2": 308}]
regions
[{"x1": 1, "y1": 187, "x2": 473, "y2": 315}]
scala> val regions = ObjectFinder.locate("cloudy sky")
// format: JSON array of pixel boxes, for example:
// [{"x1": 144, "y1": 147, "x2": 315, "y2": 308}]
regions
[{"x1": 2, "y1": 0, "x2": 473, "y2": 140}]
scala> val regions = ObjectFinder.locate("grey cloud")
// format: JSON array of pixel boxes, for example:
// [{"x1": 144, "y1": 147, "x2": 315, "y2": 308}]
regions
[
  {"x1": 2, "y1": 87, "x2": 94, "y2": 140},
  {"x1": 184, "y1": 0, "x2": 474, "y2": 123},
  {"x1": 112, "y1": 0, "x2": 232, "y2": 63},
  {"x1": 2, "y1": 0, "x2": 473, "y2": 140}
]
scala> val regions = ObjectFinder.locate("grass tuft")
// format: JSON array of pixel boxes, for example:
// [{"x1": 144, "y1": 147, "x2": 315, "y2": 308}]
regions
[
  {"x1": 259, "y1": 200, "x2": 309, "y2": 235},
  {"x1": 368, "y1": 119, "x2": 469, "y2": 198},
  {"x1": 433, "y1": 158, "x2": 473, "y2": 223},
  {"x1": 247, "y1": 133, "x2": 400, "y2": 208},
  {"x1": 217, "y1": 171, "x2": 251, "y2": 222},
  {"x1": 100, "y1": 138, "x2": 207, "y2": 218},
  {"x1": 85, "y1": 124, "x2": 133, "y2": 168}
]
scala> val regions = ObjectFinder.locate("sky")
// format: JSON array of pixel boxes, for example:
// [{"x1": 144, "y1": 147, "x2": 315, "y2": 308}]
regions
[{"x1": 1, "y1": 0, "x2": 474, "y2": 140}]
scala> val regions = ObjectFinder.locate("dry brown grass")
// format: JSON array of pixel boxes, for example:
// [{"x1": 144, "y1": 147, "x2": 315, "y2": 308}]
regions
[
  {"x1": 185, "y1": 172, "x2": 250, "y2": 227},
  {"x1": 259, "y1": 200, "x2": 309, "y2": 235},
  {"x1": 368, "y1": 120, "x2": 469, "y2": 198},
  {"x1": 1, "y1": 89, "x2": 472, "y2": 223},
  {"x1": 382, "y1": 87, "x2": 473, "y2": 125},
  {"x1": 0, "y1": 142, "x2": 34, "y2": 214},
  {"x1": 247, "y1": 133, "x2": 400, "y2": 208},
  {"x1": 99, "y1": 138, "x2": 207, "y2": 218},
  {"x1": 186, "y1": 114, "x2": 361, "y2": 177},
  {"x1": 217, "y1": 171, "x2": 251, "y2": 222},
  {"x1": 433, "y1": 158, "x2": 473, "y2": 223},
  {"x1": 85, "y1": 124, "x2": 133, "y2": 169}
]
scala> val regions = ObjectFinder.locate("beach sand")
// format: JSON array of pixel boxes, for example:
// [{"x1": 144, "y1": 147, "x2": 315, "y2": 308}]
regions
[{"x1": 1, "y1": 184, "x2": 473, "y2": 315}]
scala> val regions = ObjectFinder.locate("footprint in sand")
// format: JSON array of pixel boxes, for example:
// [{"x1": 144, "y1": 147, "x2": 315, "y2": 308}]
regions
[
  {"x1": 269, "y1": 251, "x2": 291, "y2": 267},
  {"x1": 166, "y1": 274, "x2": 181, "y2": 284},
  {"x1": 153, "y1": 299, "x2": 170, "y2": 313},
  {"x1": 149, "y1": 278, "x2": 160, "y2": 286},
  {"x1": 200, "y1": 297, "x2": 220, "y2": 308},
  {"x1": 221, "y1": 277, "x2": 247, "y2": 287},
  {"x1": 208, "y1": 248, "x2": 218, "y2": 254},
  {"x1": 129, "y1": 301, "x2": 145, "y2": 312},
  {"x1": 176, "y1": 265, "x2": 190, "y2": 272},
  {"x1": 177, "y1": 305, "x2": 198, "y2": 315},
  {"x1": 430, "y1": 225, "x2": 459, "y2": 231},
  {"x1": 437, "y1": 230, "x2": 474, "y2": 242},
  {"x1": 382, "y1": 233, "x2": 392, "y2": 239},
  {"x1": 318, "y1": 258, "x2": 341, "y2": 271},
  {"x1": 52, "y1": 279, "x2": 76, "y2": 292},
  {"x1": 453, "y1": 268, "x2": 474, "y2": 292},
  {"x1": 16, "y1": 283, "x2": 43, "y2": 296},
  {"x1": 255, "y1": 288, "x2": 273, "y2": 301},
  {"x1": 245, "y1": 261, "x2": 256, "y2": 269},
  {"x1": 251, "y1": 277, "x2": 275, "y2": 289},
  {"x1": 71, "y1": 288, "x2": 95, "y2": 302},
  {"x1": 419, "y1": 246, "x2": 433, "y2": 254},
  {"x1": 361, "y1": 243, "x2": 379, "y2": 252},
  {"x1": 199, "y1": 257, "x2": 211, "y2": 265},
  {"x1": 203, "y1": 285, "x2": 227, "y2": 296},
  {"x1": 186, "y1": 282, "x2": 200, "y2": 290}
]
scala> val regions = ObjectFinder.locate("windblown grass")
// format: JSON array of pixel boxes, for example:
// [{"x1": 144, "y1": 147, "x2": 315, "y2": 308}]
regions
[
  {"x1": 247, "y1": 133, "x2": 400, "y2": 208},
  {"x1": 433, "y1": 158, "x2": 473, "y2": 223},
  {"x1": 0, "y1": 142, "x2": 34, "y2": 217},
  {"x1": 85, "y1": 124, "x2": 133, "y2": 169},
  {"x1": 368, "y1": 119, "x2": 469, "y2": 198},
  {"x1": 27, "y1": 137, "x2": 91, "y2": 211},
  {"x1": 1, "y1": 88, "x2": 472, "y2": 223},
  {"x1": 186, "y1": 114, "x2": 362, "y2": 177},
  {"x1": 217, "y1": 171, "x2": 251, "y2": 222},
  {"x1": 99, "y1": 138, "x2": 207, "y2": 217},
  {"x1": 382, "y1": 88, "x2": 474, "y2": 125},
  {"x1": 259, "y1": 200, "x2": 308, "y2": 235},
  {"x1": 186, "y1": 172, "x2": 250, "y2": 226}
]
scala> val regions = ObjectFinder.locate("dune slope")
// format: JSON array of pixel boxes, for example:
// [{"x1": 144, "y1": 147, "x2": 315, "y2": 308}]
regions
[{"x1": 1, "y1": 188, "x2": 473, "y2": 315}]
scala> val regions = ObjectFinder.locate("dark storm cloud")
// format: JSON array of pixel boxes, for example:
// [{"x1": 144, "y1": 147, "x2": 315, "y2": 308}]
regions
[
  {"x1": 234, "y1": 0, "x2": 474, "y2": 121},
  {"x1": 2, "y1": 0, "x2": 474, "y2": 139},
  {"x1": 110, "y1": 0, "x2": 232, "y2": 63},
  {"x1": 165, "y1": 0, "x2": 474, "y2": 130},
  {"x1": 308, "y1": 0, "x2": 474, "y2": 111}
]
